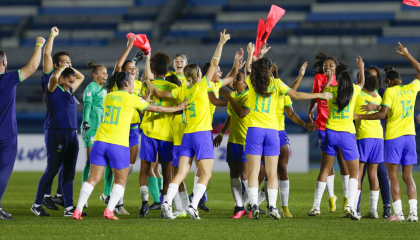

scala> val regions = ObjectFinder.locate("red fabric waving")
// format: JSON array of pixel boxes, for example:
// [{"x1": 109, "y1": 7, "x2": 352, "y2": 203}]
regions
[
  {"x1": 403, "y1": 0, "x2": 420, "y2": 7},
  {"x1": 126, "y1": 33, "x2": 151, "y2": 54}
]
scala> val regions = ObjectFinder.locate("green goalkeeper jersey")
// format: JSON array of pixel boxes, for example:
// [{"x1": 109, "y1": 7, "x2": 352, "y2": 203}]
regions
[{"x1": 81, "y1": 81, "x2": 106, "y2": 130}]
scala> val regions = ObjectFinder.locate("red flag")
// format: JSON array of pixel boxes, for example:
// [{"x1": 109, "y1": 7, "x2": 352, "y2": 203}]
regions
[
  {"x1": 126, "y1": 33, "x2": 152, "y2": 54},
  {"x1": 253, "y1": 19, "x2": 266, "y2": 56},
  {"x1": 403, "y1": 0, "x2": 420, "y2": 7}
]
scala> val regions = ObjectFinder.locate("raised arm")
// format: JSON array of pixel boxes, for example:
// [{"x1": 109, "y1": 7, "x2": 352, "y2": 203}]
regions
[
  {"x1": 19, "y1": 37, "x2": 46, "y2": 81},
  {"x1": 257, "y1": 42, "x2": 271, "y2": 60},
  {"x1": 47, "y1": 62, "x2": 69, "y2": 92},
  {"x1": 290, "y1": 62, "x2": 308, "y2": 91},
  {"x1": 222, "y1": 48, "x2": 244, "y2": 87},
  {"x1": 205, "y1": 29, "x2": 230, "y2": 81},
  {"x1": 144, "y1": 52, "x2": 154, "y2": 80},
  {"x1": 43, "y1": 27, "x2": 59, "y2": 73},
  {"x1": 113, "y1": 35, "x2": 135, "y2": 74},
  {"x1": 245, "y1": 42, "x2": 255, "y2": 77},
  {"x1": 219, "y1": 89, "x2": 250, "y2": 118},
  {"x1": 397, "y1": 42, "x2": 420, "y2": 80},
  {"x1": 69, "y1": 67, "x2": 85, "y2": 92},
  {"x1": 356, "y1": 56, "x2": 365, "y2": 88}
]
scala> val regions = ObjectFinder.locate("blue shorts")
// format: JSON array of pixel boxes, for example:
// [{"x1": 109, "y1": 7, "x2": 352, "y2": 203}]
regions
[
  {"x1": 172, "y1": 145, "x2": 180, "y2": 167},
  {"x1": 129, "y1": 124, "x2": 140, "y2": 147},
  {"x1": 357, "y1": 138, "x2": 384, "y2": 164},
  {"x1": 180, "y1": 131, "x2": 214, "y2": 161},
  {"x1": 245, "y1": 127, "x2": 279, "y2": 156},
  {"x1": 384, "y1": 135, "x2": 417, "y2": 166},
  {"x1": 140, "y1": 133, "x2": 173, "y2": 163},
  {"x1": 278, "y1": 130, "x2": 290, "y2": 148},
  {"x1": 90, "y1": 141, "x2": 130, "y2": 169},
  {"x1": 226, "y1": 142, "x2": 246, "y2": 163},
  {"x1": 318, "y1": 130, "x2": 326, "y2": 148},
  {"x1": 320, "y1": 129, "x2": 359, "y2": 161},
  {"x1": 0, "y1": 136, "x2": 17, "y2": 170}
]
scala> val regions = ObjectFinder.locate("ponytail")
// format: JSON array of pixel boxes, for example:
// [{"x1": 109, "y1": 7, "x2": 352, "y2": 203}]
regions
[
  {"x1": 336, "y1": 64, "x2": 353, "y2": 112},
  {"x1": 104, "y1": 71, "x2": 130, "y2": 92}
]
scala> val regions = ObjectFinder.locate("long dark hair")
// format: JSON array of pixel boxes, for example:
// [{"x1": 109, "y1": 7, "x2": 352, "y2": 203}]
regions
[
  {"x1": 250, "y1": 57, "x2": 273, "y2": 97},
  {"x1": 363, "y1": 70, "x2": 379, "y2": 92},
  {"x1": 151, "y1": 51, "x2": 171, "y2": 76},
  {"x1": 366, "y1": 66, "x2": 382, "y2": 88},
  {"x1": 313, "y1": 52, "x2": 339, "y2": 74},
  {"x1": 165, "y1": 73, "x2": 181, "y2": 87},
  {"x1": 272, "y1": 62, "x2": 279, "y2": 78},
  {"x1": 104, "y1": 71, "x2": 130, "y2": 92},
  {"x1": 336, "y1": 63, "x2": 353, "y2": 112}
]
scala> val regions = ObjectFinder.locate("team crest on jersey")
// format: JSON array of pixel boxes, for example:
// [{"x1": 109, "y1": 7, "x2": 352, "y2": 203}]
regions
[
  {"x1": 140, "y1": 98, "x2": 145, "y2": 103},
  {"x1": 57, "y1": 144, "x2": 63, "y2": 152},
  {"x1": 87, "y1": 92, "x2": 91, "y2": 97},
  {"x1": 90, "y1": 137, "x2": 94, "y2": 142}
]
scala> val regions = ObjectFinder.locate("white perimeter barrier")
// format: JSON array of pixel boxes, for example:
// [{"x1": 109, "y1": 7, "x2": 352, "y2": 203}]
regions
[{"x1": 13, "y1": 134, "x2": 309, "y2": 172}]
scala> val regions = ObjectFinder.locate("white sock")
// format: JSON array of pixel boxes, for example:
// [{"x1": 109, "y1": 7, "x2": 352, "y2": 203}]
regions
[
  {"x1": 279, "y1": 180, "x2": 289, "y2": 207},
  {"x1": 173, "y1": 192, "x2": 183, "y2": 211},
  {"x1": 267, "y1": 189, "x2": 278, "y2": 208},
  {"x1": 341, "y1": 175, "x2": 350, "y2": 198},
  {"x1": 313, "y1": 181, "x2": 326, "y2": 208},
  {"x1": 370, "y1": 190, "x2": 379, "y2": 212},
  {"x1": 140, "y1": 186, "x2": 149, "y2": 202},
  {"x1": 257, "y1": 189, "x2": 266, "y2": 205},
  {"x1": 347, "y1": 178, "x2": 358, "y2": 209},
  {"x1": 191, "y1": 183, "x2": 206, "y2": 209},
  {"x1": 76, "y1": 182, "x2": 94, "y2": 211},
  {"x1": 393, "y1": 199, "x2": 403, "y2": 215},
  {"x1": 248, "y1": 187, "x2": 258, "y2": 206},
  {"x1": 166, "y1": 183, "x2": 179, "y2": 205},
  {"x1": 107, "y1": 184, "x2": 124, "y2": 211},
  {"x1": 355, "y1": 190, "x2": 361, "y2": 209},
  {"x1": 230, "y1": 178, "x2": 243, "y2": 207},
  {"x1": 194, "y1": 175, "x2": 199, "y2": 188},
  {"x1": 129, "y1": 164, "x2": 134, "y2": 176},
  {"x1": 409, "y1": 199, "x2": 418, "y2": 214},
  {"x1": 242, "y1": 180, "x2": 249, "y2": 206},
  {"x1": 44, "y1": 194, "x2": 51, "y2": 198},
  {"x1": 160, "y1": 177, "x2": 163, "y2": 191},
  {"x1": 326, "y1": 175, "x2": 335, "y2": 198},
  {"x1": 179, "y1": 191, "x2": 190, "y2": 210}
]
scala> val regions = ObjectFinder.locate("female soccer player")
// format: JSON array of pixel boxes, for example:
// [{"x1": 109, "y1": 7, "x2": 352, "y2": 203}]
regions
[
  {"x1": 244, "y1": 42, "x2": 332, "y2": 220},
  {"x1": 355, "y1": 43, "x2": 419, "y2": 222},
  {"x1": 72, "y1": 71, "x2": 187, "y2": 220},
  {"x1": 80, "y1": 62, "x2": 108, "y2": 209},
  {"x1": 308, "y1": 56, "x2": 365, "y2": 220},
  {"x1": 0, "y1": 36, "x2": 45, "y2": 220},
  {"x1": 307, "y1": 52, "x2": 350, "y2": 213},
  {"x1": 353, "y1": 71, "x2": 383, "y2": 219},
  {"x1": 146, "y1": 29, "x2": 231, "y2": 219}
]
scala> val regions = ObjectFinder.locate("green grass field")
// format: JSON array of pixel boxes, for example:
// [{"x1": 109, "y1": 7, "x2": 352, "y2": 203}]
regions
[{"x1": 2, "y1": 170, "x2": 420, "y2": 239}]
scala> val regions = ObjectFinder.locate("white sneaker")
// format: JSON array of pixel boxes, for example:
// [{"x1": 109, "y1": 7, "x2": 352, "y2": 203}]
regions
[
  {"x1": 364, "y1": 211, "x2": 379, "y2": 219},
  {"x1": 344, "y1": 205, "x2": 360, "y2": 220},
  {"x1": 308, "y1": 207, "x2": 320, "y2": 216},
  {"x1": 268, "y1": 206, "x2": 281, "y2": 220},
  {"x1": 406, "y1": 213, "x2": 418, "y2": 222},
  {"x1": 114, "y1": 205, "x2": 129, "y2": 215},
  {"x1": 388, "y1": 213, "x2": 405, "y2": 221},
  {"x1": 161, "y1": 202, "x2": 175, "y2": 219},
  {"x1": 186, "y1": 205, "x2": 200, "y2": 220},
  {"x1": 173, "y1": 210, "x2": 188, "y2": 218}
]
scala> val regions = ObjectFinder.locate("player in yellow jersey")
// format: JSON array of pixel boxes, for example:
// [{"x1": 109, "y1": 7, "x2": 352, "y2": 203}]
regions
[
  {"x1": 244, "y1": 42, "x2": 332, "y2": 220},
  {"x1": 355, "y1": 43, "x2": 419, "y2": 222},
  {"x1": 138, "y1": 51, "x2": 180, "y2": 218},
  {"x1": 145, "y1": 29, "x2": 231, "y2": 219},
  {"x1": 309, "y1": 57, "x2": 365, "y2": 220},
  {"x1": 72, "y1": 71, "x2": 187, "y2": 220},
  {"x1": 353, "y1": 71, "x2": 383, "y2": 219}
]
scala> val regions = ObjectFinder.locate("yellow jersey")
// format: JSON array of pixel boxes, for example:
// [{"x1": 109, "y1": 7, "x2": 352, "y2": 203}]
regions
[
  {"x1": 354, "y1": 90, "x2": 383, "y2": 140},
  {"x1": 172, "y1": 79, "x2": 188, "y2": 146},
  {"x1": 325, "y1": 84, "x2": 361, "y2": 134},
  {"x1": 277, "y1": 95, "x2": 293, "y2": 131},
  {"x1": 171, "y1": 76, "x2": 212, "y2": 134},
  {"x1": 112, "y1": 80, "x2": 143, "y2": 125},
  {"x1": 95, "y1": 91, "x2": 149, "y2": 147},
  {"x1": 227, "y1": 90, "x2": 251, "y2": 145},
  {"x1": 381, "y1": 79, "x2": 420, "y2": 140},
  {"x1": 140, "y1": 79, "x2": 178, "y2": 142},
  {"x1": 245, "y1": 76, "x2": 291, "y2": 130},
  {"x1": 207, "y1": 79, "x2": 223, "y2": 117}
]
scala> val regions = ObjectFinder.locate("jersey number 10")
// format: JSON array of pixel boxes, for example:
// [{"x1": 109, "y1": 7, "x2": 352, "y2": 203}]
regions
[
  {"x1": 103, "y1": 105, "x2": 121, "y2": 125},
  {"x1": 254, "y1": 93, "x2": 271, "y2": 113}
]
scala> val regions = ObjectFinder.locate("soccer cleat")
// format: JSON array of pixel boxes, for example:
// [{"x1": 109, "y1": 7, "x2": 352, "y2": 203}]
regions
[
  {"x1": 0, "y1": 209, "x2": 13, "y2": 220},
  {"x1": 344, "y1": 205, "x2": 360, "y2": 220},
  {"x1": 149, "y1": 202, "x2": 162, "y2": 210},
  {"x1": 114, "y1": 204, "x2": 129, "y2": 215},
  {"x1": 53, "y1": 194, "x2": 65, "y2": 207},
  {"x1": 42, "y1": 196, "x2": 59, "y2": 210},
  {"x1": 328, "y1": 195, "x2": 337, "y2": 213},
  {"x1": 281, "y1": 206, "x2": 292, "y2": 218},
  {"x1": 258, "y1": 206, "x2": 265, "y2": 215},
  {"x1": 161, "y1": 202, "x2": 175, "y2": 219},
  {"x1": 65, "y1": 206, "x2": 88, "y2": 217},
  {"x1": 198, "y1": 199, "x2": 210, "y2": 212},
  {"x1": 383, "y1": 204, "x2": 392, "y2": 219},
  {"x1": 186, "y1": 205, "x2": 200, "y2": 220},
  {"x1": 104, "y1": 208, "x2": 118, "y2": 220},
  {"x1": 72, "y1": 209, "x2": 83, "y2": 220},
  {"x1": 100, "y1": 194, "x2": 110, "y2": 205},
  {"x1": 343, "y1": 197, "x2": 348, "y2": 212},
  {"x1": 31, "y1": 204, "x2": 50, "y2": 217},
  {"x1": 251, "y1": 204, "x2": 260, "y2": 219},
  {"x1": 173, "y1": 210, "x2": 188, "y2": 218},
  {"x1": 138, "y1": 201, "x2": 149, "y2": 217},
  {"x1": 364, "y1": 211, "x2": 379, "y2": 219},
  {"x1": 388, "y1": 213, "x2": 405, "y2": 221},
  {"x1": 308, "y1": 207, "x2": 320, "y2": 217},
  {"x1": 406, "y1": 213, "x2": 418, "y2": 222},
  {"x1": 268, "y1": 206, "x2": 281, "y2": 220},
  {"x1": 232, "y1": 206, "x2": 246, "y2": 219},
  {"x1": 159, "y1": 192, "x2": 163, "y2": 204}
]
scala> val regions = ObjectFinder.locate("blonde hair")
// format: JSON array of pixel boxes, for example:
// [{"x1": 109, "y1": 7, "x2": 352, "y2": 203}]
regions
[{"x1": 184, "y1": 63, "x2": 200, "y2": 85}]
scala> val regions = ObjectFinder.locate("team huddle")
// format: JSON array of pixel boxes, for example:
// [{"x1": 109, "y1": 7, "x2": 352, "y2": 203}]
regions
[{"x1": 0, "y1": 26, "x2": 418, "y2": 222}]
